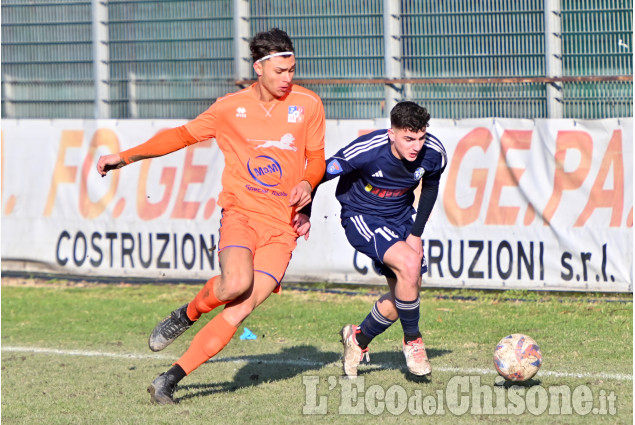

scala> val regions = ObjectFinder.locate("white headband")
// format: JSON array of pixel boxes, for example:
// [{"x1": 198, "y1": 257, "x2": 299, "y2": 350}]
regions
[{"x1": 255, "y1": 51, "x2": 294, "y2": 64}]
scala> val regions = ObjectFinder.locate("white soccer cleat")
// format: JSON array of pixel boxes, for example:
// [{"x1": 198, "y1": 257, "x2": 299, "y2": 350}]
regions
[
  {"x1": 339, "y1": 324, "x2": 369, "y2": 377},
  {"x1": 402, "y1": 337, "x2": 431, "y2": 376}
]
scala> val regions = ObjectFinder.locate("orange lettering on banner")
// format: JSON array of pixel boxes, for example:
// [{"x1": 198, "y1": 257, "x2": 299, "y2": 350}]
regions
[
  {"x1": 485, "y1": 130, "x2": 532, "y2": 225},
  {"x1": 171, "y1": 140, "x2": 212, "y2": 219},
  {"x1": 80, "y1": 129, "x2": 120, "y2": 219},
  {"x1": 137, "y1": 159, "x2": 176, "y2": 220},
  {"x1": 44, "y1": 130, "x2": 83, "y2": 216},
  {"x1": 542, "y1": 131, "x2": 592, "y2": 225},
  {"x1": 575, "y1": 129, "x2": 624, "y2": 227},
  {"x1": 443, "y1": 127, "x2": 491, "y2": 226}
]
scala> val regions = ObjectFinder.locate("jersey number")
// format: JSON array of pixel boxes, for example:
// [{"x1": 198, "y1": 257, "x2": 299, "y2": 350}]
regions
[{"x1": 374, "y1": 226, "x2": 398, "y2": 241}]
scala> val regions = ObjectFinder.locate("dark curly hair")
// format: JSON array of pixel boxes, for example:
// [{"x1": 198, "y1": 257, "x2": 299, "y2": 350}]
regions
[
  {"x1": 390, "y1": 101, "x2": 430, "y2": 132},
  {"x1": 249, "y1": 28, "x2": 295, "y2": 63}
]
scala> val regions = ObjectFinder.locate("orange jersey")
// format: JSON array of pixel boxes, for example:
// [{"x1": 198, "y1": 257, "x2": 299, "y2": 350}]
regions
[{"x1": 185, "y1": 84, "x2": 325, "y2": 234}]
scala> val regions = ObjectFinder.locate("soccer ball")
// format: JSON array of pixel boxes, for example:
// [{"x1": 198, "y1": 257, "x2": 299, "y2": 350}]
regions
[{"x1": 493, "y1": 334, "x2": 542, "y2": 382}]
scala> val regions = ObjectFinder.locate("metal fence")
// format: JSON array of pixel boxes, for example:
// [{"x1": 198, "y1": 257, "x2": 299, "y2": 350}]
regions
[{"x1": 1, "y1": 0, "x2": 632, "y2": 120}]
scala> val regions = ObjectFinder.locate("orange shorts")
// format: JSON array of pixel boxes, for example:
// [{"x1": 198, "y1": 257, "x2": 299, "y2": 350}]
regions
[{"x1": 218, "y1": 209, "x2": 297, "y2": 292}]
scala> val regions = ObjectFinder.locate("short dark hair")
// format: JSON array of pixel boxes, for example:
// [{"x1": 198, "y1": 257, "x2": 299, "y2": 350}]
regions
[
  {"x1": 390, "y1": 101, "x2": 430, "y2": 132},
  {"x1": 249, "y1": 28, "x2": 295, "y2": 63}
]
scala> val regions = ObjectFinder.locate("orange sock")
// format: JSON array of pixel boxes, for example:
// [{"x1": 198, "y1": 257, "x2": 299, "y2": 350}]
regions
[
  {"x1": 186, "y1": 276, "x2": 229, "y2": 321},
  {"x1": 176, "y1": 312, "x2": 237, "y2": 375}
]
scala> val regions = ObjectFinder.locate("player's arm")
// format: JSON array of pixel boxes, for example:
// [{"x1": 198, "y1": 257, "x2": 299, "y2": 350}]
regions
[
  {"x1": 410, "y1": 183, "x2": 439, "y2": 238},
  {"x1": 302, "y1": 147, "x2": 326, "y2": 190},
  {"x1": 96, "y1": 125, "x2": 198, "y2": 176},
  {"x1": 405, "y1": 182, "x2": 439, "y2": 257},
  {"x1": 288, "y1": 97, "x2": 326, "y2": 209},
  {"x1": 288, "y1": 147, "x2": 325, "y2": 209},
  {"x1": 410, "y1": 137, "x2": 447, "y2": 238}
]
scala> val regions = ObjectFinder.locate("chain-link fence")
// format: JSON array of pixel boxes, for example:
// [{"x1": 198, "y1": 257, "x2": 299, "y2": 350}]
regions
[{"x1": 2, "y1": 0, "x2": 632, "y2": 119}]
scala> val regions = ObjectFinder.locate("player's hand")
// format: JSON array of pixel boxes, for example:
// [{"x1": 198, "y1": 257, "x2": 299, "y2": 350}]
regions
[
  {"x1": 96, "y1": 154, "x2": 125, "y2": 176},
  {"x1": 406, "y1": 234, "x2": 424, "y2": 259},
  {"x1": 288, "y1": 180, "x2": 312, "y2": 209},
  {"x1": 293, "y1": 212, "x2": 311, "y2": 240}
]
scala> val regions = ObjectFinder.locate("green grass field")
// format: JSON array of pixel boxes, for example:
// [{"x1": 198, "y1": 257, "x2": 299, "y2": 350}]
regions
[{"x1": 1, "y1": 277, "x2": 632, "y2": 424}]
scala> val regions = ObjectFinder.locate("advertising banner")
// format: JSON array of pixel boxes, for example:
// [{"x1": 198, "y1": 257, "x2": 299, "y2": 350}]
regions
[{"x1": 2, "y1": 118, "x2": 631, "y2": 292}]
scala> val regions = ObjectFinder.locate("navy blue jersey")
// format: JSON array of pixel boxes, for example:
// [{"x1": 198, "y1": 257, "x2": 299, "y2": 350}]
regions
[{"x1": 324, "y1": 129, "x2": 447, "y2": 223}]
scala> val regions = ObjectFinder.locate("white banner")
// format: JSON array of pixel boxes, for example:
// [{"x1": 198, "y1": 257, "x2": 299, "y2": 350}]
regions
[{"x1": 1, "y1": 118, "x2": 632, "y2": 292}]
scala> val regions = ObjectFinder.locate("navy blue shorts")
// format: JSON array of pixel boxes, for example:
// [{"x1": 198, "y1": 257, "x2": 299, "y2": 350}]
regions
[{"x1": 342, "y1": 213, "x2": 428, "y2": 278}]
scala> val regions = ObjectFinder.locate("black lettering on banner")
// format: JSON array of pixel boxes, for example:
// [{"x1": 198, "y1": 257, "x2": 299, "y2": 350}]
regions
[
  {"x1": 601, "y1": 243, "x2": 607, "y2": 281},
  {"x1": 448, "y1": 240, "x2": 463, "y2": 278},
  {"x1": 138, "y1": 233, "x2": 152, "y2": 269},
  {"x1": 427, "y1": 239, "x2": 444, "y2": 278},
  {"x1": 581, "y1": 251, "x2": 592, "y2": 281},
  {"x1": 173, "y1": 233, "x2": 178, "y2": 270},
  {"x1": 156, "y1": 233, "x2": 170, "y2": 269},
  {"x1": 56, "y1": 231, "x2": 71, "y2": 266},
  {"x1": 121, "y1": 233, "x2": 135, "y2": 268},
  {"x1": 200, "y1": 235, "x2": 215, "y2": 270},
  {"x1": 54, "y1": 230, "x2": 217, "y2": 273},
  {"x1": 561, "y1": 252, "x2": 573, "y2": 280},
  {"x1": 105, "y1": 232, "x2": 117, "y2": 267},
  {"x1": 90, "y1": 233, "x2": 103, "y2": 267},
  {"x1": 559, "y1": 246, "x2": 611, "y2": 283},
  {"x1": 518, "y1": 242, "x2": 533, "y2": 280},
  {"x1": 427, "y1": 239, "x2": 546, "y2": 283},
  {"x1": 539, "y1": 241, "x2": 544, "y2": 280},
  {"x1": 353, "y1": 251, "x2": 368, "y2": 275},
  {"x1": 496, "y1": 241, "x2": 513, "y2": 280},
  {"x1": 468, "y1": 240, "x2": 484, "y2": 279},
  {"x1": 487, "y1": 240, "x2": 492, "y2": 279},
  {"x1": 73, "y1": 231, "x2": 87, "y2": 266},
  {"x1": 182, "y1": 233, "x2": 195, "y2": 270}
]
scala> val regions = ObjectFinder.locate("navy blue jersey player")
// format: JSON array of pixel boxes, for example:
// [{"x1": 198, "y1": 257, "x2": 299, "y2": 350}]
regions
[{"x1": 315, "y1": 101, "x2": 446, "y2": 377}]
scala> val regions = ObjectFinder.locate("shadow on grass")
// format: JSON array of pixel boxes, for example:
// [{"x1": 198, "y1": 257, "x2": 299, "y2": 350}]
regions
[
  {"x1": 495, "y1": 377, "x2": 542, "y2": 388},
  {"x1": 177, "y1": 344, "x2": 339, "y2": 402},
  {"x1": 356, "y1": 347, "x2": 451, "y2": 382},
  {"x1": 177, "y1": 345, "x2": 452, "y2": 402}
]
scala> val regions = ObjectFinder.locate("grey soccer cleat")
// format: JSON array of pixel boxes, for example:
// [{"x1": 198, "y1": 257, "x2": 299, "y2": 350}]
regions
[
  {"x1": 402, "y1": 337, "x2": 432, "y2": 376},
  {"x1": 147, "y1": 373, "x2": 178, "y2": 405},
  {"x1": 339, "y1": 324, "x2": 369, "y2": 377},
  {"x1": 148, "y1": 303, "x2": 193, "y2": 352}
]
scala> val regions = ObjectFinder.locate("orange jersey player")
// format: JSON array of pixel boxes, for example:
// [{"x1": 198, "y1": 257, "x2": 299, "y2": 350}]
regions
[
  {"x1": 185, "y1": 80, "x2": 324, "y2": 233},
  {"x1": 96, "y1": 28, "x2": 325, "y2": 405}
]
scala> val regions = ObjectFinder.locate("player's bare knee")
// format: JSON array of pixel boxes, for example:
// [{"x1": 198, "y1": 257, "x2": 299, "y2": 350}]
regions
[
  {"x1": 217, "y1": 275, "x2": 252, "y2": 301},
  {"x1": 393, "y1": 254, "x2": 421, "y2": 283},
  {"x1": 397, "y1": 276, "x2": 420, "y2": 293},
  {"x1": 223, "y1": 302, "x2": 255, "y2": 325}
]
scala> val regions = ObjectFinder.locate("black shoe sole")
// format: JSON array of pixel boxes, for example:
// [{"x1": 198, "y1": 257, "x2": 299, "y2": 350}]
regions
[{"x1": 147, "y1": 383, "x2": 176, "y2": 405}]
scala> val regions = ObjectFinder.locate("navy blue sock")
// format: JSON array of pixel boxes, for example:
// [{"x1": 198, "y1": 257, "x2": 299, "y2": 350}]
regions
[
  {"x1": 395, "y1": 296, "x2": 421, "y2": 339},
  {"x1": 357, "y1": 302, "x2": 396, "y2": 349}
]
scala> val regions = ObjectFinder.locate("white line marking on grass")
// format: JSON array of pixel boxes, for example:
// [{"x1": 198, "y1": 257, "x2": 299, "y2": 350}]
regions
[
  {"x1": 3, "y1": 346, "x2": 632, "y2": 382},
  {"x1": 2, "y1": 346, "x2": 175, "y2": 360}
]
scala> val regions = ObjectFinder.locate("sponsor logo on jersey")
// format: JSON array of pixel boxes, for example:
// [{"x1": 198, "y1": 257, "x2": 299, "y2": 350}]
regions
[
  {"x1": 364, "y1": 183, "x2": 409, "y2": 198},
  {"x1": 236, "y1": 107, "x2": 247, "y2": 118},
  {"x1": 326, "y1": 159, "x2": 343, "y2": 175},
  {"x1": 372, "y1": 170, "x2": 383, "y2": 178},
  {"x1": 250, "y1": 133, "x2": 297, "y2": 151},
  {"x1": 414, "y1": 167, "x2": 425, "y2": 181},
  {"x1": 247, "y1": 155, "x2": 282, "y2": 188},
  {"x1": 287, "y1": 106, "x2": 304, "y2": 123}
]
